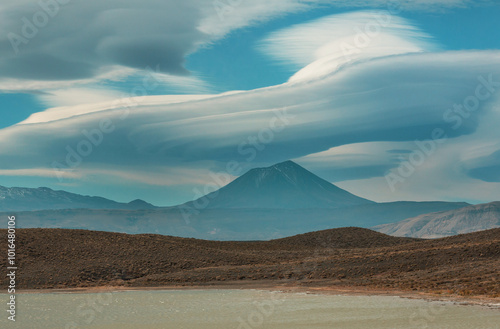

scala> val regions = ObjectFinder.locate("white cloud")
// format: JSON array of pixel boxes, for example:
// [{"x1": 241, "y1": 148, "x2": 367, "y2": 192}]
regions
[
  {"x1": 0, "y1": 168, "x2": 80, "y2": 179},
  {"x1": 20, "y1": 94, "x2": 225, "y2": 124},
  {"x1": 38, "y1": 88, "x2": 124, "y2": 108},
  {"x1": 198, "y1": 0, "x2": 311, "y2": 38},
  {"x1": 259, "y1": 10, "x2": 438, "y2": 83}
]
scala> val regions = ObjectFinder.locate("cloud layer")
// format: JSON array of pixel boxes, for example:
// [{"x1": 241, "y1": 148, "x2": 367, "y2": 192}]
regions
[
  {"x1": 1, "y1": 8, "x2": 500, "y2": 204},
  {"x1": 0, "y1": 0, "x2": 487, "y2": 90}
]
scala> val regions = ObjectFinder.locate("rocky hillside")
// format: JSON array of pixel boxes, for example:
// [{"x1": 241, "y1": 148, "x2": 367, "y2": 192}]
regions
[{"x1": 1, "y1": 227, "x2": 498, "y2": 297}]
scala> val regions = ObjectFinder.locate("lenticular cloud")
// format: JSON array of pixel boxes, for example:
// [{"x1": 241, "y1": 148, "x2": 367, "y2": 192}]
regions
[
  {"x1": 259, "y1": 11, "x2": 438, "y2": 82},
  {"x1": 1, "y1": 10, "x2": 500, "y2": 203}
]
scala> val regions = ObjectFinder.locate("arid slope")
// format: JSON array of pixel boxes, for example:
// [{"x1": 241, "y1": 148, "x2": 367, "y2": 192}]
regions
[{"x1": 1, "y1": 227, "x2": 498, "y2": 297}]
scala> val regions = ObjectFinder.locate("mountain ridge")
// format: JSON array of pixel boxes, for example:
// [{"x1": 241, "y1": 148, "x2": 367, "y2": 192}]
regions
[
  {"x1": 0, "y1": 185, "x2": 157, "y2": 212},
  {"x1": 1, "y1": 201, "x2": 469, "y2": 240},
  {"x1": 373, "y1": 201, "x2": 500, "y2": 238}
]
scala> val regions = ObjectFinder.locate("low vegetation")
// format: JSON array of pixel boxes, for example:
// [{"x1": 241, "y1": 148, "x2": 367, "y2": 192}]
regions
[{"x1": 1, "y1": 227, "x2": 498, "y2": 297}]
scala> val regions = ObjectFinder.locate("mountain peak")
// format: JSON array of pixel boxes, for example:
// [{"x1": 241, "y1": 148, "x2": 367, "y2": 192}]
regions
[
  {"x1": 186, "y1": 160, "x2": 374, "y2": 209},
  {"x1": 128, "y1": 199, "x2": 156, "y2": 209},
  {"x1": 248, "y1": 160, "x2": 299, "y2": 174},
  {"x1": 272, "y1": 160, "x2": 299, "y2": 168}
]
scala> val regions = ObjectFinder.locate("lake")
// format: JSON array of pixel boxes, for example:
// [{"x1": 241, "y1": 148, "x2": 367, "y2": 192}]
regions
[{"x1": 1, "y1": 289, "x2": 499, "y2": 328}]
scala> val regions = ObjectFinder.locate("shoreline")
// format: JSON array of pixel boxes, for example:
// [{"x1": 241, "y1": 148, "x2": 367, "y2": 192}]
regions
[{"x1": 11, "y1": 281, "x2": 500, "y2": 310}]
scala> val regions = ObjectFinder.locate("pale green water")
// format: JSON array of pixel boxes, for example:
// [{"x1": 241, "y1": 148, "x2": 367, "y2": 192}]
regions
[{"x1": 1, "y1": 289, "x2": 499, "y2": 329}]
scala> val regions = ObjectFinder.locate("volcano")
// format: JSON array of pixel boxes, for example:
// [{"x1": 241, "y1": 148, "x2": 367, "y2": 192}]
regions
[{"x1": 185, "y1": 160, "x2": 374, "y2": 209}]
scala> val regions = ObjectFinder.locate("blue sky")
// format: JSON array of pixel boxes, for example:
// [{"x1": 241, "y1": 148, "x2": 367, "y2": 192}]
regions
[
  {"x1": 1, "y1": 0, "x2": 500, "y2": 206},
  {"x1": 0, "y1": 92, "x2": 46, "y2": 129}
]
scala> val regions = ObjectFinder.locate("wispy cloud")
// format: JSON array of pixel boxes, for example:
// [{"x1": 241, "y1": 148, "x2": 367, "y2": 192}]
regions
[
  {"x1": 0, "y1": 168, "x2": 81, "y2": 179},
  {"x1": 258, "y1": 10, "x2": 438, "y2": 82}
]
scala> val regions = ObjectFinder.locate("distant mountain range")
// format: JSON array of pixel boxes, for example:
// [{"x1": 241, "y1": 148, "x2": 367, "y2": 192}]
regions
[
  {"x1": 184, "y1": 160, "x2": 374, "y2": 209},
  {"x1": 5, "y1": 201, "x2": 470, "y2": 240},
  {"x1": 0, "y1": 161, "x2": 478, "y2": 240},
  {"x1": 0, "y1": 186, "x2": 156, "y2": 212},
  {"x1": 373, "y1": 201, "x2": 500, "y2": 238}
]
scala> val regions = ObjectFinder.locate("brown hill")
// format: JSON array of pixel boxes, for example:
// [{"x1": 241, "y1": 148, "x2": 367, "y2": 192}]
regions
[
  {"x1": 271, "y1": 227, "x2": 418, "y2": 249},
  {"x1": 1, "y1": 227, "x2": 499, "y2": 297}
]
